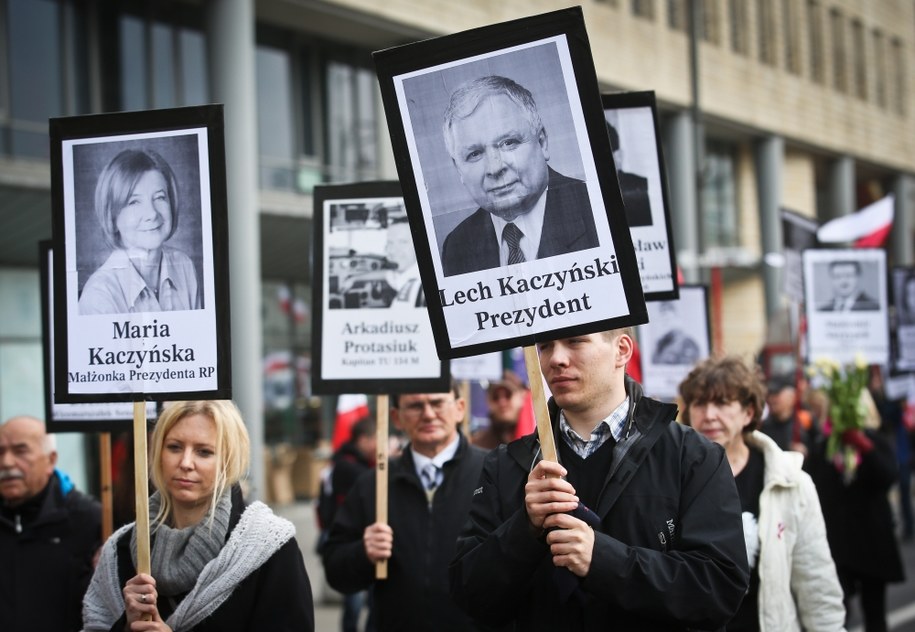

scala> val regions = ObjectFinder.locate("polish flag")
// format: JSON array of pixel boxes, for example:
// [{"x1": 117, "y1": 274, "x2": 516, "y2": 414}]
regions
[
  {"x1": 514, "y1": 389, "x2": 536, "y2": 439},
  {"x1": 332, "y1": 394, "x2": 370, "y2": 450},
  {"x1": 292, "y1": 298, "x2": 309, "y2": 324},
  {"x1": 817, "y1": 194, "x2": 894, "y2": 247},
  {"x1": 277, "y1": 285, "x2": 291, "y2": 315}
]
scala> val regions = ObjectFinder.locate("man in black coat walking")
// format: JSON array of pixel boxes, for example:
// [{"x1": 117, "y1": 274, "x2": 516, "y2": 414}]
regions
[
  {"x1": 0, "y1": 415, "x2": 101, "y2": 632},
  {"x1": 450, "y1": 329, "x2": 749, "y2": 631}
]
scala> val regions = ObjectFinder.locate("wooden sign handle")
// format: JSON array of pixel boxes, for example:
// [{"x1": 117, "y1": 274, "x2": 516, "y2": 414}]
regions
[
  {"x1": 523, "y1": 346, "x2": 557, "y2": 463},
  {"x1": 98, "y1": 432, "x2": 113, "y2": 542},
  {"x1": 133, "y1": 402, "x2": 151, "y2": 574},
  {"x1": 375, "y1": 394, "x2": 389, "y2": 579}
]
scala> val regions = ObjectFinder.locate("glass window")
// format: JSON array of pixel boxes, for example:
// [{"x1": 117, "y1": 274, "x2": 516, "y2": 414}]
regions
[
  {"x1": 668, "y1": 0, "x2": 686, "y2": 31},
  {"x1": 830, "y1": 8, "x2": 847, "y2": 93},
  {"x1": 782, "y1": 0, "x2": 800, "y2": 74},
  {"x1": 119, "y1": 15, "x2": 147, "y2": 111},
  {"x1": 325, "y1": 61, "x2": 378, "y2": 184},
  {"x1": 701, "y1": 141, "x2": 739, "y2": 248},
  {"x1": 152, "y1": 22, "x2": 176, "y2": 109},
  {"x1": 7, "y1": 0, "x2": 63, "y2": 158},
  {"x1": 729, "y1": 0, "x2": 748, "y2": 54},
  {"x1": 891, "y1": 38, "x2": 906, "y2": 116},
  {"x1": 701, "y1": 0, "x2": 719, "y2": 44},
  {"x1": 755, "y1": 0, "x2": 776, "y2": 65},
  {"x1": 632, "y1": 0, "x2": 656, "y2": 20},
  {"x1": 180, "y1": 29, "x2": 209, "y2": 106},
  {"x1": 873, "y1": 29, "x2": 886, "y2": 108},
  {"x1": 256, "y1": 45, "x2": 296, "y2": 190},
  {"x1": 852, "y1": 20, "x2": 867, "y2": 100},
  {"x1": 807, "y1": 0, "x2": 824, "y2": 83}
]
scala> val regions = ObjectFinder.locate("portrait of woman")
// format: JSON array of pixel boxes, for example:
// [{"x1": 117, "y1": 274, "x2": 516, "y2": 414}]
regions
[
  {"x1": 898, "y1": 271, "x2": 915, "y2": 326},
  {"x1": 78, "y1": 148, "x2": 201, "y2": 315},
  {"x1": 82, "y1": 400, "x2": 315, "y2": 631}
]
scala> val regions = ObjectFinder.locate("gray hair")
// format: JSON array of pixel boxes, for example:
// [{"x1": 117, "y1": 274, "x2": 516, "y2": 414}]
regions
[{"x1": 442, "y1": 76, "x2": 544, "y2": 159}]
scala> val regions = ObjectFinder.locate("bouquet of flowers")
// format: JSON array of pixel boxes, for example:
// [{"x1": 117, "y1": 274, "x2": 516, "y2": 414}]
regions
[{"x1": 807, "y1": 356, "x2": 869, "y2": 479}]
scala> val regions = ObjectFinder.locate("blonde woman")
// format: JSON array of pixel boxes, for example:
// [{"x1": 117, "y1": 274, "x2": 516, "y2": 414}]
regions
[{"x1": 82, "y1": 401, "x2": 314, "y2": 631}]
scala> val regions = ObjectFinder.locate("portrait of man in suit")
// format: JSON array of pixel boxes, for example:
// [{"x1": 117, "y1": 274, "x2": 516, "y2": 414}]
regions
[
  {"x1": 439, "y1": 76, "x2": 600, "y2": 277},
  {"x1": 818, "y1": 259, "x2": 881, "y2": 312},
  {"x1": 606, "y1": 120, "x2": 652, "y2": 228}
]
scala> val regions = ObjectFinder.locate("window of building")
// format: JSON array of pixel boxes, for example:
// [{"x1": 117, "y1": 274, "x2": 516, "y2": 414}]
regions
[
  {"x1": 701, "y1": 140, "x2": 740, "y2": 248},
  {"x1": 667, "y1": 0, "x2": 686, "y2": 31},
  {"x1": 755, "y1": 0, "x2": 776, "y2": 65},
  {"x1": 729, "y1": 0, "x2": 748, "y2": 54},
  {"x1": 873, "y1": 29, "x2": 886, "y2": 108},
  {"x1": 830, "y1": 8, "x2": 847, "y2": 93},
  {"x1": 807, "y1": 0, "x2": 824, "y2": 83},
  {"x1": 117, "y1": 11, "x2": 210, "y2": 112},
  {"x1": 782, "y1": 0, "x2": 800, "y2": 74},
  {"x1": 1, "y1": 0, "x2": 90, "y2": 159},
  {"x1": 701, "y1": 0, "x2": 720, "y2": 44},
  {"x1": 891, "y1": 38, "x2": 906, "y2": 116},
  {"x1": 632, "y1": 0, "x2": 656, "y2": 20},
  {"x1": 325, "y1": 58, "x2": 379, "y2": 185},
  {"x1": 256, "y1": 44, "x2": 297, "y2": 191},
  {"x1": 851, "y1": 20, "x2": 867, "y2": 100}
]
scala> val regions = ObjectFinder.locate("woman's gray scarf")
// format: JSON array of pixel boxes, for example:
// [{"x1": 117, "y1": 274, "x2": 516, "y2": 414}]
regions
[
  {"x1": 81, "y1": 501, "x2": 296, "y2": 632},
  {"x1": 130, "y1": 489, "x2": 233, "y2": 596}
]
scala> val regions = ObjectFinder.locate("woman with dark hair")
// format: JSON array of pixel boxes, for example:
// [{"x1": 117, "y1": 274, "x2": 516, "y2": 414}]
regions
[
  {"x1": 78, "y1": 149, "x2": 200, "y2": 315},
  {"x1": 82, "y1": 401, "x2": 314, "y2": 631},
  {"x1": 679, "y1": 356, "x2": 844, "y2": 631}
]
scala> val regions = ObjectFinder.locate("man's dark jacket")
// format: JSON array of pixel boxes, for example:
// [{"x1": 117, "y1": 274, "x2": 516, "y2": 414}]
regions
[
  {"x1": 0, "y1": 471, "x2": 101, "y2": 632},
  {"x1": 441, "y1": 169, "x2": 599, "y2": 276},
  {"x1": 450, "y1": 378, "x2": 749, "y2": 631},
  {"x1": 322, "y1": 435, "x2": 488, "y2": 631},
  {"x1": 617, "y1": 170, "x2": 652, "y2": 227}
]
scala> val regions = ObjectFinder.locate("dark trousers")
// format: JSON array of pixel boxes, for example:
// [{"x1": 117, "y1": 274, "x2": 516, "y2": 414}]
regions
[{"x1": 840, "y1": 570, "x2": 888, "y2": 632}]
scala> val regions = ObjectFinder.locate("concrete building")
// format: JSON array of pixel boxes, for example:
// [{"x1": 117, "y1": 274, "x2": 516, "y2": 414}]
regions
[{"x1": 0, "y1": 0, "x2": 912, "y2": 490}]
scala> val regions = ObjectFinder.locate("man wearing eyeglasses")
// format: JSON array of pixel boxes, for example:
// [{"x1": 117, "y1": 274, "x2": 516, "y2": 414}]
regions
[{"x1": 322, "y1": 384, "x2": 490, "y2": 631}]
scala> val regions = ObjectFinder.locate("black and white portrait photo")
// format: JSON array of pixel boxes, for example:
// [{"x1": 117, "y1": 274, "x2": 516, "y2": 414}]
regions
[
  {"x1": 639, "y1": 286, "x2": 710, "y2": 399},
  {"x1": 73, "y1": 135, "x2": 204, "y2": 315},
  {"x1": 51, "y1": 105, "x2": 231, "y2": 402},
  {"x1": 891, "y1": 266, "x2": 915, "y2": 372},
  {"x1": 312, "y1": 182, "x2": 448, "y2": 395},
  {"x1": 375, "y1": 8, "x2": 646, "y2": 358},
  {"x1": 803, "y1": 248, "x2": 889, "y2": 366},
  {"x1": 602, "y1": 92, "x2": 678, "y2": 300}
]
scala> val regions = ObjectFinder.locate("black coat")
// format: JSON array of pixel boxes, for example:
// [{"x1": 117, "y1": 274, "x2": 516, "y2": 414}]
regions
[
  {"x1": 450, "y1": 379, "x2": 750, "y2": 631},
  {"x1": 108, "y1": 487, "x2": 314, "y2": 631},
  {"x1": 805, "y1": 429, "x2": 905, "y2": 583},
  {"x1": 0, "y1": 473, "x2": 101, "y2": 632},
  {"x1": 322, "y1": 435, "x2": 488, "y2": 631}
]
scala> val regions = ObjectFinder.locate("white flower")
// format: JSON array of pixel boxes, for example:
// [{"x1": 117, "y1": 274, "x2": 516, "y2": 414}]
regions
[{"x1": 742, "y1": 511, "x2": 760, "y2": 569}]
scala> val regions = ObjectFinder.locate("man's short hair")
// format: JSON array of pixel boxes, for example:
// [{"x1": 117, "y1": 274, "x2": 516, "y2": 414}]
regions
[
  {"x1": 678, "y1": 356, "x2": 766, "y2": 432},
  {"x1": 442, "y1": 75, "x2": 544, "y2": 160},
  {"x1": 350, "y1": 417, "x2": 376, "y2": 441},
  {"x1": 391, "y1": 380, "x2": 461, "y2": 408},
  {"x1": 606, "y1": 120, "x2": 620, "y2": 152},
  {"x1": 828, "y1": 260, "x2": 861, "y2": 275}
]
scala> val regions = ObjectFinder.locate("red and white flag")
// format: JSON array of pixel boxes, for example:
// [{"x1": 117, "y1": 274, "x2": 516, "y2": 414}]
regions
[
  {"x1": 817, "y1": 194, "x2": 894, "y2": 247},
  {"x1": 332, "y1": 394, "x2": 370, "y2": 450}
]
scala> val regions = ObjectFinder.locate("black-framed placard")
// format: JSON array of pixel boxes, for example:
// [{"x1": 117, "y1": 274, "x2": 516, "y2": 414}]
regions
[
  {"x1": 373, "y1": 7, "x2": 647, "y2": 359},
  {"x1": 781, "y1": 208, "x2": 820, "y2": 303},
  {"x1": 311, "y1": 181, "x2": 449, "y2": 395},
  {"x1": 803, "y1": 248, "x2": 889, "y2": 366},
  {"x1": 602, "y1": 91, "x2": 678, "y2": 301},
  {"x1": 638, "y1": 285, "x2": 710, "y2": 400},
  {"x1": 40, "y1": 242, "x2": 158, "y2": 432},
  {"x1": 891, "y1": 265, "x2": 915, "y2": 372},
  {"x1": 50, "y1": 105, "x2": 231, "y2": 402}
]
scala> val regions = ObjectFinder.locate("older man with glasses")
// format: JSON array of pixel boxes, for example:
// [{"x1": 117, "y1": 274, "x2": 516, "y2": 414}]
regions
[{"x1": 322, "y1": 383, "x2": 490, "y2": 631}]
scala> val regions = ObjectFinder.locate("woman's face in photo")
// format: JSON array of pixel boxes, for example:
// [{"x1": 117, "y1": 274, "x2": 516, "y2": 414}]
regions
[{"x1": 116, "y1": 169, "x2": 173, "y2": 252}]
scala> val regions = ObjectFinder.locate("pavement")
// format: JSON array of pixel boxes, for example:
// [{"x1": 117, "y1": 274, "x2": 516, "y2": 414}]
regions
[{"x1": 275, "y1": 499, "x2": 915, "y2": 632}]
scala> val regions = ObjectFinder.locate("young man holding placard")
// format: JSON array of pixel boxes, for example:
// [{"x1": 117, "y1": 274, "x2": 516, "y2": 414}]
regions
[
  {"x1": 450, "y1": 329, "x2": 749, "y2": 630},
  {"x1": 321, "y1": 384, "x2": 489, "y2": 631}
]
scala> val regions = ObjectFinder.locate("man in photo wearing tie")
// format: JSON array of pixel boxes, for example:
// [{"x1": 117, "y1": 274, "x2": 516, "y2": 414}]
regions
[
  {"x1": 818, "y1": 260, "x2": 880, "y2": 312},
  {"x1": 321, "y1": 384, "x2": 489, "y2": 631},
  {"x1": 439, "y1": 75, "x2": 600, "y2": 277}
]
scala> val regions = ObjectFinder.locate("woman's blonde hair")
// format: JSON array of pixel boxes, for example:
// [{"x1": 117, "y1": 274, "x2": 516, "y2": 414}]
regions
[{"x1": 149, "y1": 400, "x2": 250, "y2": 528}]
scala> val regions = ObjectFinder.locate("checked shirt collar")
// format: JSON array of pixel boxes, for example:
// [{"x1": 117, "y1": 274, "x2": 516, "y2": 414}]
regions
[{"x1": 559, "y1": 396, "x2": 630, "y2": 459}]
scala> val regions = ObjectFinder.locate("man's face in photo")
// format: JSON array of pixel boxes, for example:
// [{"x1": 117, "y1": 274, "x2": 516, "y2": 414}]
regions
[
  {"x1": 448, "y1": 94, "x2": 550, "y2": 221},
  {"x1": 385, "y1": 222, "x2": 416, "y2": 272},
  {"x1": 829, "y1": 262, "x2": 861, "y2": 300}
]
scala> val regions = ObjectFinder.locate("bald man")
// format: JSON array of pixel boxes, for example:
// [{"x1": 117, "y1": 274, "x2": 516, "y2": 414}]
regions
[{"x1": 0, "y1": 416, "x2": 101, "y2": 632}]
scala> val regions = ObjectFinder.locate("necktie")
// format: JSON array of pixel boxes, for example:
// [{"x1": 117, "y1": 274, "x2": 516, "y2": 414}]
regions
[
  {"x1": 421, "y1": 463, "x2": 441, "y2": 491},
  {"x1": 502, "y1": 223, "x2": 526, "y2": 265}
]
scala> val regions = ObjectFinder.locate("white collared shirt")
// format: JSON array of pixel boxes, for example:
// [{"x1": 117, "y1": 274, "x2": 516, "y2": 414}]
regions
[
  {"x1": 411, "y1": 433, "x2": 460, "y2": 482},
  {"x1": 489, "y1": 187, "x2": 548, "y2": 266}
]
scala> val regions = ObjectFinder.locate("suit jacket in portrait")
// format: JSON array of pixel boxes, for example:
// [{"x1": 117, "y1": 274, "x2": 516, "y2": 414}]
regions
[
  {"x1": 440, "y1": 169, "x2": 599, "y2": 277},
  {"x1": 818, "y1": 291, "x2": 881, "y2": 312},
  {"x1": 617, "y1": 170, "x2": 652, "y2": 227}
]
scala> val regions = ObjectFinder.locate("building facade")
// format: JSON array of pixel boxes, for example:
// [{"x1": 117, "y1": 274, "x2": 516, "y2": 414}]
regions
[{"x1": 0, "y1": 0, "x2": 912, "y2": 492}]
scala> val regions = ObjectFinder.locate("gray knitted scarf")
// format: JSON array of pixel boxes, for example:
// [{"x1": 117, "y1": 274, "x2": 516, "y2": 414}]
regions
[
  {"x1": 130, "y1": 489, "x2": 232, "y2": 596},
  {"x1": 82, "y1": 501, "x2": 295, "y2": 632}
]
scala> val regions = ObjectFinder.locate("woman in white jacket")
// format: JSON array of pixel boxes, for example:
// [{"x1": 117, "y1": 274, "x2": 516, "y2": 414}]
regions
[{"x1": 679, "y1": 356, "x2": 845, "y2": 632}]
